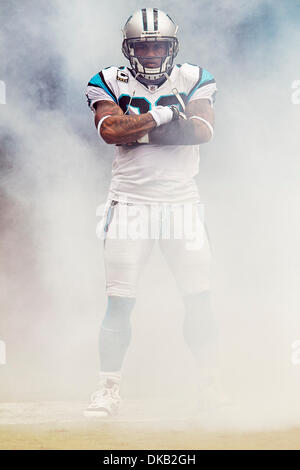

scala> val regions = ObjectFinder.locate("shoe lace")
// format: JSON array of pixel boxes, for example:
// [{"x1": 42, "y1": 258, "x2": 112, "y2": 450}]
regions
[
  {"x1": 199, "y1": 381, "x2": 231, "y2": 409},
  {"x1": 91, "y1": 383, "x2": 120, "y2": 403}
]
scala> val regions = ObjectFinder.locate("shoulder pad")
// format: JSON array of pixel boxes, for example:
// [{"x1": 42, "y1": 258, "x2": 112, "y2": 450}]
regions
[
  {"x1": 199, "y1": 68, "x2": 215, "y2": 85},
  {"x1": 179, "y1": 63, "x2": 201, "y2": 81},
  {"x1": 87, "y1": 67, "x2": 119, "y2": 104},
  {"x1": 180, "y1": 63, "x2": 215, "y2": 84},
  {"x1": 87, "y1": 66, "x2": 117, "y2": 85},
  {"x1": 179, "y1": 63, "x2": 216, "y2": 101}
]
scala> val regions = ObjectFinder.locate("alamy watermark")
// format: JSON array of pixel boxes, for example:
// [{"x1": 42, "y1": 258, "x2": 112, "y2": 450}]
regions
[
  {"x1": 291, "y1": 80, "x2": 300, "y2": 104},
  {"x1": 0, "y1": 340, "x2": 6, "y2": 365},
  {"x1": 96, "y1": 199, "x2": 207, "y2": 250},
  {"x1": 0, "y1": 80, "x2": 6, "y2": 104},
  {"x1": 291, "y1": 340, "x2": 300, "y2": 366}
]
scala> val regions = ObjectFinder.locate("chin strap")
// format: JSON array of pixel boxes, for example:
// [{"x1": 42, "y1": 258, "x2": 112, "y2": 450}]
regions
[{"x1": 134, "y1": 71, "x2": 167, "y2": 88}]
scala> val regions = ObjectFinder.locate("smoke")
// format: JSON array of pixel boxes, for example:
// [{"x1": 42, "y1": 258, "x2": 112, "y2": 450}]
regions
[{"x1": 1, "y1": 0, "x2": 300, "y2": 432}]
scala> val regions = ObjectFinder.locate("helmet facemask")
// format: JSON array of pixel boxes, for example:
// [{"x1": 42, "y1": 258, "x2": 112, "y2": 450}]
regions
[{"x1": 122, "y1": 37, "x2": 179, "y2": 82}]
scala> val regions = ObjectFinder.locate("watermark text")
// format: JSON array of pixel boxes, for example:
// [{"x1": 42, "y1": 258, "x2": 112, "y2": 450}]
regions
[
  {"x1": 0, "y1": 80, "x2": 6, "y2": 104},
  {"x1": 0, "y1": 340, "x2": 6, "y2": 365}
]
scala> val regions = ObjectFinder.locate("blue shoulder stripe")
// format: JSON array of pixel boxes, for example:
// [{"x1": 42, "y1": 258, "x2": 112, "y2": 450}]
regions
[
  {"x1": 88, "y1": 72, "x2": 118, "y2": 104},
  {"x1": 201, "y1": 69, "x2": 214, "y2": 84},
  {"x1": 188, "y1": 68, "x2": 215, "y2": 100}
]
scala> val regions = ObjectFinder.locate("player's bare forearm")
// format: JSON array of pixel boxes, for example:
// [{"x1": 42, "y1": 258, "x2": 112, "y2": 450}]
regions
[
  {"x1": 101, "y1": 113, "x2": 156, "y2": 145},
  {"x1": 94, "y1": 100, "x2": 156, "y2": 145}
]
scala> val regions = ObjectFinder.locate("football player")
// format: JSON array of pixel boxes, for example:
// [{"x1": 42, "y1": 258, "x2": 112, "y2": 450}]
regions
[{"x1": 84, "y1": 8, "x2": 227, "y2": 417}]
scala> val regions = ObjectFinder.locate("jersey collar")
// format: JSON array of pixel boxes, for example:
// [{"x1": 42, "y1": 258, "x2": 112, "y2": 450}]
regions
[{"x1": 127, "y1": 66, "x2": 175, "y2": 92}]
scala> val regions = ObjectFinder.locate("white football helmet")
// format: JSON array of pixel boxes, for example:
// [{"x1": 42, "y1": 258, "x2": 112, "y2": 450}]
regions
[{"x1": 122, "y1": 8, "x2": 179, "y2": 83}]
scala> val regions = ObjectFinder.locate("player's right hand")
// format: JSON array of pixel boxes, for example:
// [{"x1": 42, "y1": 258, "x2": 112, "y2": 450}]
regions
[{"x1": 149, "y1": 105, "x2": 174, "y2": 127}]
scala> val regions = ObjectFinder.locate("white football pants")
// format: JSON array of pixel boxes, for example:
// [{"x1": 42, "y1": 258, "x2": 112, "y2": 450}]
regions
[{"x1": 98, "y1": 199, "x2": 212, "y2": 298}]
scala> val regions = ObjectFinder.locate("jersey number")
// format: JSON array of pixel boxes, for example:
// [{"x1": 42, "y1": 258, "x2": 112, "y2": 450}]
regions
[{"x1": 118, "y1": 94, "x2": 187, "y2": 114}]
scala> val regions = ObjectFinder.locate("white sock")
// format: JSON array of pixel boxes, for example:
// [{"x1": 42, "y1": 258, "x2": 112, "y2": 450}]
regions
[{"x1": 99, "y1": 370, "x2": 121, "y2": 384}]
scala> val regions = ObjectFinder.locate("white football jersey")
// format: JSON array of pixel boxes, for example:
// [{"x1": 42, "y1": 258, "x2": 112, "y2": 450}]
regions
[{"x1": 86, "y1": 63, "x2": 217, "y2": 204}]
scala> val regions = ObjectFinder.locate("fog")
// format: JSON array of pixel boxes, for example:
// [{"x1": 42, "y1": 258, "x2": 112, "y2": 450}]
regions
[{"x1": 1, "y1": 0, "x2": 300, "y2": 431}]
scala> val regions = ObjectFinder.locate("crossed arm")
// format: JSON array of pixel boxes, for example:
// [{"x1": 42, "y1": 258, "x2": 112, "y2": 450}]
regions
[
  {"x1": 149, "y1": 99, "x2": 214, "y2": 145},
  {"x1": 94, "y1": 98, "x2": 214, "y2": 146}
]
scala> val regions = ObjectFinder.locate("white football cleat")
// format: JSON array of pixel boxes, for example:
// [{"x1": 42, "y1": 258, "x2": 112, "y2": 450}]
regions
[
  {"x1": 84, "y1": 373, "x2": 121, "y2": 418},
  {"x1": 198, "y1": 380, "x2": 233, "y2": 412},
  {"x1": 195, "y1": 371, "x2": 240, "y2": 429}
]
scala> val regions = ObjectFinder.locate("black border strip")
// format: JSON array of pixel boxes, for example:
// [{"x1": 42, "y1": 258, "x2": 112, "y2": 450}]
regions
[
  {"x1": 99, "y1": 71, "x2": 118, "y2": 103},
  {"x1": 128, "y1": 67, "x2": 136, "y2": 78},
  {"x1": 103, "y1": 201, "x2": 118, "y2": 248},
  {"x1": 153, "y1": 8, "x2": 158, "y2": 31},
  {"x1": 187, "y1": 68, "x2": 216, "y2": 99},
  {"x1": 142, "y1": 8, "x2": 148, "y2": 31},
  {"x1": 187, "y1": 67, "x2": 203, "y2": 98}
]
